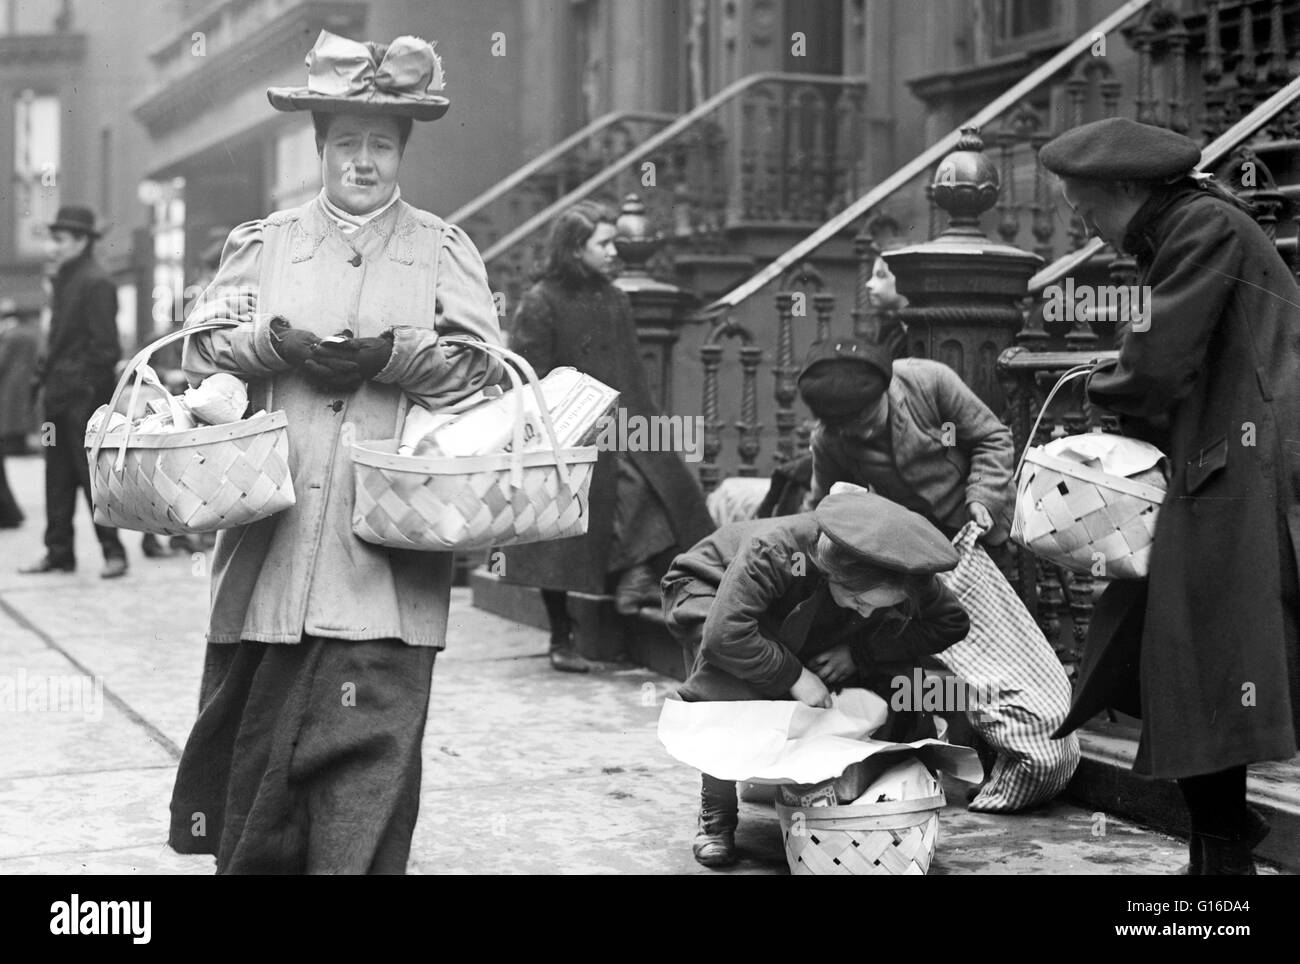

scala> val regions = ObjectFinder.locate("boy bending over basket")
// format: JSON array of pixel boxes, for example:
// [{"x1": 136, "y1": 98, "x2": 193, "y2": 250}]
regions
[{"x1": 661, "y1": 486, "x2": 970, "y2": 868}]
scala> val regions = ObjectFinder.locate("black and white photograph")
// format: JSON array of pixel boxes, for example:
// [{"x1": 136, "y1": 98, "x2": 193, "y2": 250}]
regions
[{"x1": 0, "y1": 0, "x2": 1296, "y2": 908}]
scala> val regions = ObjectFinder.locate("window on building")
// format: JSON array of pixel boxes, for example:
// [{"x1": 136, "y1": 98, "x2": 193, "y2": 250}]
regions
[
  {"x1": 570, "y1": 0, "x2": 602, "y2": 126},
  {"x1": 149, "y1": 180, "x2": 186, "y2": 337},
  {"x1": 272, "y1": 121, "x2": 321, "y2": 209},
  {"x1": 14, "y1": 90, "x2": 60, "y2": 259},
  {"x1": 100, "y1": 127, "x2": 113, "y2": 219},
  {"x1": 997, "y1": 0, "x2": 1057, "y2": 41},
  {"x1": 116, "y1": 283, "x2": 137, "y2": 352},
  {"x1": 7, "y1": 0, "x2": 70, "y2": 33}
]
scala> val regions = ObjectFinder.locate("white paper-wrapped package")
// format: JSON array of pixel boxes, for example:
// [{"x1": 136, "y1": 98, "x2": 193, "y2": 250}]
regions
[
  {"x1": 849, "y1": 758, "x2": 940, "y2": 805},
  {"x1": 1043, "y1": 432, "x2": 1167, "y2": 487},
  {"x1": 657, "y1": 688, "x2": 983, "y2": 785},
  {"x1": 412, "y1": 366, "x2": 618, "y2": 458},
  {"x1": 183, "y1": 373, "x2": 248, "y2": 426}
]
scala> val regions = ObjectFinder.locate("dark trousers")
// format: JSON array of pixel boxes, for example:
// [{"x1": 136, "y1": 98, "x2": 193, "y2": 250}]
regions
[
  {"x1": 0, "y1": 434, "x2": 23, "y2": 526},
  {"x1": 1177, "y1": 766, "x2": 1249, "y2": 840},
  {"x1": 43, "y1": 406, "x2": 123, "y2": 564}
]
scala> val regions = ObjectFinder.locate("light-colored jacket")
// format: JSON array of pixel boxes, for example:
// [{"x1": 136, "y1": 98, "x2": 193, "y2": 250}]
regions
[
  {"x1": 809, "y1": 359, "x2": 1016, "y2": 542},
  {"x1": 182, "y1": 194, "x2": 502, "y2": 647}
]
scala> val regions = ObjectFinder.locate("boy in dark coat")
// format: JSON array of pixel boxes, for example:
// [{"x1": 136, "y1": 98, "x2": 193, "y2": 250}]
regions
[
  {"x1": 661, "y1": 487, "x2": 969, "y2": 867},
  {"x1": 504, "y1": 201, "x2": 714, "y2": 671},
  {"x1": 1042, "y1": 117, "x2": 1300, "y2": 874}
]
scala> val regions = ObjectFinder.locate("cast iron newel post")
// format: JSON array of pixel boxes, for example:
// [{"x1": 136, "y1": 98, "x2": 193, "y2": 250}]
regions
[
  {"x1": 884, "y1": 127, "x2": 1041, "y2": 413},
  {"x1": 613, "y1": 193, "x2": 699, "y2": 413}
]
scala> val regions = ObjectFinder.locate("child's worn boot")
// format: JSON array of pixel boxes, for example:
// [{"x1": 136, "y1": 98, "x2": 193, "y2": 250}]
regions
[
  {"x1": 548, "y1": 628, "x2": 590, "y2": 674},
  {"x1": 543, "y1": 589, "x2": 590, "y2": 673},
  {"x1": 693, "y1": 773, "x2": 738, "y2": 868}
]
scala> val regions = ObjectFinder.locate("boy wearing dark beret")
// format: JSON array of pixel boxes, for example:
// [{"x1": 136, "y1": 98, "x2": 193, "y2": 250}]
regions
[
  {"x1": 661, "y1": 488, "x2": 969, "y2": 868},
  {"x1": 797, "y1": 339, "x2": 1016, "y2": 552}
]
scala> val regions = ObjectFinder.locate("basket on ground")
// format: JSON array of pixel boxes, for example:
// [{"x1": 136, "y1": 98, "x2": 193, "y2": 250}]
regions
[
  {"x1": 1010, "y1": 366, "x2": 1165, "y2": 580},
  {"x1": 85, "y1": 320, "x2": 295, "y2": 536},
  {"x1": 776, "y1": 792, "x2": 945, "y2": 876},
  {"x1": 350, "y1": 338, "x2": 598, "y2": 552}
]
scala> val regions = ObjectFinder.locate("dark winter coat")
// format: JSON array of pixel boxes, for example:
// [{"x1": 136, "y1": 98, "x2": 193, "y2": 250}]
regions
[
  {"x1": 0, "y1": 319, "x2": 40, "y2": 437},
  {"x1": 39, "y1": 250, "x2": 120, "y2": 417},
  {"x1": 501, "y1": 276, "x2": 714, "y2": 594},
  {"x1": 1056, "y1": 186, "x2": 1300, "y2": 779}
]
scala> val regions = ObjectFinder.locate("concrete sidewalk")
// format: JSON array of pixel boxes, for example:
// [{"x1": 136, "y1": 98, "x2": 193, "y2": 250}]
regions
[{"x1": 0, "y1": 452, "x2": 1241, "y2": 874}]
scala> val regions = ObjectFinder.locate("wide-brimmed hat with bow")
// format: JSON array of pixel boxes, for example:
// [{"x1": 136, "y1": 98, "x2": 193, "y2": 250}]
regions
[{"x1": 267, "y1": 30, "x2": 449, "y2": 121}]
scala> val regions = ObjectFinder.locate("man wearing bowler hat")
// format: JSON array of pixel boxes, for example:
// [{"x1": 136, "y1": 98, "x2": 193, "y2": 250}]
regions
[{"x1": 20, "y1": 205, "x2": 127, "y2": 579}]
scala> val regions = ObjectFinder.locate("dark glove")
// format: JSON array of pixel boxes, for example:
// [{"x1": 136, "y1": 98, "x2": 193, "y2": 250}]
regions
[
  {"x1": 302, "y1": 330, "x2": 394, "y2": 392},
  {"x1": 351, "y1": 332, "x2": 395, "y2": 380},
  {"x1": 268, "y1": 316, "x2": 320, "y2": 368},
  {"x1": 301, "y1": 348, "x2": 364, "y2": 392}
]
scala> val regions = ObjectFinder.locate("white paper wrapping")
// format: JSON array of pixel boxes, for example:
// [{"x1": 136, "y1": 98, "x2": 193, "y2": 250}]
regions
[
  {"x1": 400, "y1": 367, "x2": 617, "y2": 457},
  {"x1": 1042, "y1": 432, "x2": 1165, "y2": 479},
  {"x1": 657, "y1": 688, "x2": 983, "y2": 785},
  {"x1": 184, "y1": 372, "x2": 247, "y2": 426},
  {"x1": 851, "y1": 758, "x2": 940, "y2": 805}
]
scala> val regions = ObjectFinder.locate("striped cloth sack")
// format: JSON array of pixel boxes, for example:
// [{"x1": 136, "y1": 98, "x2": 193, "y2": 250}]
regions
[{"x1": 934, "y1": 523, "x2": 1081, "y2": 812}]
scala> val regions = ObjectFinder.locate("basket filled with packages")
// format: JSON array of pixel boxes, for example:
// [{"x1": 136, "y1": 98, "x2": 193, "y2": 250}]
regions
[
  {"x1": 1011, "y1": 365, "x2": 1167, "y2": 580},
  {"x1": 350, "y1": 337, "x2": 616, "y2": 552},
  {"x1": 657, "y1": 689, "x2": 982, "y2": 876},
  {"x1": 85, "y1": 320, "x2": 295, "y2": 536},
  {"x1": 775, "y1": 757, "x2": 946, "y2": 876}
]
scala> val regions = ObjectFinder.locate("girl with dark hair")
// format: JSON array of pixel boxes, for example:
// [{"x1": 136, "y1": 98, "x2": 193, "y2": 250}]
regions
[
  {"x1": 660, "y1": 486, "x2": 970, "y2": 867},
  {"x1": 537, "y1": 200, "x2": 613, "y2": 286},
  {"x1": 503, "y1": 201, "x2": 714, "y2": 672}
]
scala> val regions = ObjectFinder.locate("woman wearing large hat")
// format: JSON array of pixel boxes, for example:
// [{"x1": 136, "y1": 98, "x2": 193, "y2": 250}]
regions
[{"x1": 167, "y1": 30, "x2": 503, "y2": 874}]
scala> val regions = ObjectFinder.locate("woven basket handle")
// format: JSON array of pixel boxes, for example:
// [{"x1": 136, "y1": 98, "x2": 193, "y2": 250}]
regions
[
  {"x1": 1012, "y1": 364, "x2": 1096, "y2": 484},
  {"x1": 89, "y1": 320, "x2": 244, "y2": 473},
  {"x1": 437, "y1": 336, "x2": 578, "y2": 490}
]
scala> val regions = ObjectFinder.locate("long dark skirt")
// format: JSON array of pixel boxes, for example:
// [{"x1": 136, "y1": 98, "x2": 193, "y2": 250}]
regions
[{"x1": 168, "y1": 635, "x2": 436, "y2": 875}]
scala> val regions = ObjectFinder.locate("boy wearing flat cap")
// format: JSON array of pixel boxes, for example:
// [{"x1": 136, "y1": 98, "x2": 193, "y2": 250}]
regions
[
  {"x1": 1040, "y1": 116, "x2": 1300, "y2": 874},
  {"x1": 661, "y1": 486, "x2": 969, "y2": 867},
  {"x1": 798, "y1": 339, "x2": 1016, "y2": 554}
]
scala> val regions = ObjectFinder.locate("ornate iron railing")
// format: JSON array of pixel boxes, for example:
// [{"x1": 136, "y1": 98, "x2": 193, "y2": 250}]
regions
[
  {"x1": 689, "y1": 0, "x2": 1300, "y2": 671},
  {"x1": 446, "y1": 109, "x2": 675, "y2": 249},
  {"x1": 477, "y1": 71, "x2": 869, "y2": 307}
]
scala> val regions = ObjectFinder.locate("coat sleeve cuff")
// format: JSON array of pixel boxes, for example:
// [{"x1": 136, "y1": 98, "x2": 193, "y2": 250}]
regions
[
  {"x1": 759, "y1": 650, "x2": 806, "y2": 698},
  {"x1": 258, "y1": 322, "x2": 295, "y2": 373},
  {"x1": 372, "y1": 325, "x2": 432, "y2": 384}
]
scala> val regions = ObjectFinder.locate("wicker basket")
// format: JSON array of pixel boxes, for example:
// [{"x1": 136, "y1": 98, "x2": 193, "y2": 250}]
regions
[
  {"x1": 85, "y1": 320, "x2": 295, "y2": 536},
  {"x1": 1011, "y1": 366, "x2": 1165, "y2": 580},
  {"x1": 776, "y1": 792, "x2": 945, "y2": 876},
  {"x1": 350, "y1": 338, "x2": 598, "y2": 552}
]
